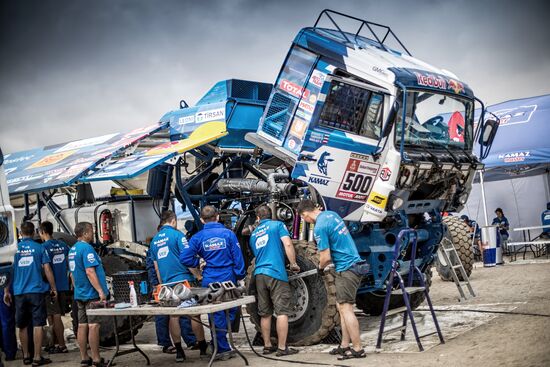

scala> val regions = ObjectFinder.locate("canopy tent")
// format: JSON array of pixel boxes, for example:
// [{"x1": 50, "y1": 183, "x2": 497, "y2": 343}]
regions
[{"x1": 462, "y1": 94, "x2": 550, "y2": 239}]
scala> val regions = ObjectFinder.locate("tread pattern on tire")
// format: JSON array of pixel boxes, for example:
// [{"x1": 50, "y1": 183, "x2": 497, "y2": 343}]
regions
[
  {"x1": 437, "y1": 216, "x2": 474, "y2": 281},
  {"x1": 245, "y1": 240, "x2": 339, "y2": 346}
]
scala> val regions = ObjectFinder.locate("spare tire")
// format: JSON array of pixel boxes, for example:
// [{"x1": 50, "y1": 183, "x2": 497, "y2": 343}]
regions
[
  {"x1": 246, "y1": 240, "x2": 339, "y2": 346},
  {"x1": 355, "y1": 266, "x2": 432, "y2": 316},
  {"x1": 436, "y1": 216, "x2": 474, "y2": 281}
]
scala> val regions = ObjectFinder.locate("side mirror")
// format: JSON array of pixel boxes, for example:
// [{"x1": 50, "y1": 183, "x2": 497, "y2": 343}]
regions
[
  {"x1": 381, "y1": 100, "x2": 399, "y2": 138},
  {"x1": 479, "y1": 119, "x2": 499, "y2": 146}
]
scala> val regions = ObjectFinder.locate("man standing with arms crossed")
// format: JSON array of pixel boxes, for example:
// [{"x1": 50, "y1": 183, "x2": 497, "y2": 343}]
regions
[
  {"x1": 68, "y1": 222, "x2": 109, "y2": 367},
  {"x1": 297, "y1": 200, "x2": 366, "y2": 360},
  {"x1": 150, "y1": 211, "x2": 206, "y2": 363},
  {"x1": 249, "y1": 205, "x2": 300, "y2": 356},
  {"x1": 180, "y1": 205, "x2": 246, "y2": 361},
  {"x1": 39, "y1": 221, "x2": 69, "y2": 354},
  {"x1": 3, "y1": 221, "x2": 56, "y2": 366}
]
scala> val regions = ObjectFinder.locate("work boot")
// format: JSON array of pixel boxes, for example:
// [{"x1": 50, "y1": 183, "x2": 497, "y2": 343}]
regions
[{"x1": 198, "y1": 340, "x2": 208, "y2": 357}]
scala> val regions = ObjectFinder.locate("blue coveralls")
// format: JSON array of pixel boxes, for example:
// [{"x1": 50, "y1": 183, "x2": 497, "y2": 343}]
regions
[
  {"x1": 180, "y1": 222, "x2": 246, "y2": 353},
  {"x1": 0, "y1": 286, "x2": 16, "y2": 361},
  {"x1": 145, "y1": 240, "x2": 196, "y2": 347}
]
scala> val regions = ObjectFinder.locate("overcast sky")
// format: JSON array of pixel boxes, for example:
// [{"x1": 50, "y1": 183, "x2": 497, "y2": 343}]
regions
[{"x1": 1, "y1": 0, "x2": 549, "y2": 154}]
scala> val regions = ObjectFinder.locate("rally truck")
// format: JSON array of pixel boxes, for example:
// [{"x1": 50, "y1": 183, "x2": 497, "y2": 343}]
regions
[{"x1": 4, "y1": 10, "x2": 498, "y2": 345}]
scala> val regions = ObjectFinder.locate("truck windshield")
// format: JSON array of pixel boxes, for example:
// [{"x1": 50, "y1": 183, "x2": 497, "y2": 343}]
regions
[{"x1": 395, "y1": 90, "x2": 474, "y2": 150}]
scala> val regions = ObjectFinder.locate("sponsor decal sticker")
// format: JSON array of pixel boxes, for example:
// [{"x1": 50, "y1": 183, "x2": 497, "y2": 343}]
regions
[
  {"x1": 299, "y1": 100, "x2": 315, "y2": 114},
  {"x1": 279, "y1": 79, "x2": 310, "y2": 99},
  {"x1": 336, "y1": 156, "x2": 380, "y2": 202},
  {"x1": 196, "y1": 108, "x2": 225, "y2": 123},
  {"x1": 380, "y1": 167, "x2": 392, "y2": 181},
  {"x1": 178, "y1": 115, "x2": 195, "y2": 125},
  {"x1": 55, "y1": 133, "x2": 118, "y2": 153},
  {"x1": 295, "y1": 108, "x2": 312, "y2": 121},
  {"x1": 367, "y1": 191, "x2": 388, "y2": 209},
  {"x1": 290, "y1": 117, "x2": 308, "y2": 139},
  {"x1": 310, "y1": 70, "x2": 327, "y2": 88},
  {"x1": 28, "y1": 150, "x2": 77, "y2": 169},
  {"x1": 317, "y1": 152, "x2": 334, "y2": 176}
]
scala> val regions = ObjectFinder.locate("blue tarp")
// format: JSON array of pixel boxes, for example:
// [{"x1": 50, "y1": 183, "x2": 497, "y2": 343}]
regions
[{"x1": 479, "y1": 94, "x2": 550, "y2": 181}]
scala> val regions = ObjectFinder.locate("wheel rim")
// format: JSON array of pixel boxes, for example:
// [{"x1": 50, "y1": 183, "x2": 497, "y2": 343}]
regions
[{"x1": 288, "y1": 277, "x2": 309, "y2": 322}]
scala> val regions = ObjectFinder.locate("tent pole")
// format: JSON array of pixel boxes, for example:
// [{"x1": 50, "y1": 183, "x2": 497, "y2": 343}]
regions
[{"x1": 479, "y1": 170, "x2": 489, "y2": 226}]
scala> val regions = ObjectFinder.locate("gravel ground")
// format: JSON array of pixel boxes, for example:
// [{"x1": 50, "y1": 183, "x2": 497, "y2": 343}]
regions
[{"x1": 5, "y1": 255, "x2": 550, "y2": 367}]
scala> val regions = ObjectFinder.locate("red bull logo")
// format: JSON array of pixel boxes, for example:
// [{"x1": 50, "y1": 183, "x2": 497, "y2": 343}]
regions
[
  {"x1": 448, "y1": 79, "x2": 465, "y2": 94},
  {"x1": 414, "y1": 72, "x2": 446, "y2": 90}
]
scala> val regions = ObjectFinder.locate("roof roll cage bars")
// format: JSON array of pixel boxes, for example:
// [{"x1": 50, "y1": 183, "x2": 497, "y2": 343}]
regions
[{"x1": 313, "y1": 9, "x2": 412, "y2": 56}]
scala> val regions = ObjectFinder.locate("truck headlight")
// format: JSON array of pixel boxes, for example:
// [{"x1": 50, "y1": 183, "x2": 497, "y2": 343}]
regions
[{"x1": 391, "y1": 197, "x2": 405, "y2": 210}]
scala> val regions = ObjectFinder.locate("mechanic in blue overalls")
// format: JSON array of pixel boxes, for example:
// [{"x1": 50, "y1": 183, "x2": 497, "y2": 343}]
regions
[
  {"x1": 145, "y1": 227, "x2": 198, "y2": 354},
  {"x1": 180, "y1": 205, "x2": 246, "y2": 361},
  {"x1": 150, "y1": 211, "x2": 207, "y2": 363},
  {"x1": 539, "y1": 202, "x2": 550, "y2": 239}
]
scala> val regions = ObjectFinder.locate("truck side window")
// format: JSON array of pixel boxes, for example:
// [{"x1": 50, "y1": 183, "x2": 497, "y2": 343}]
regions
[
  {"x1": 318, "y1": 80, "x2": 383, "y2": 140},
  {"x1": 359, "y1": 92, "x2": 383, "y2": 140}
]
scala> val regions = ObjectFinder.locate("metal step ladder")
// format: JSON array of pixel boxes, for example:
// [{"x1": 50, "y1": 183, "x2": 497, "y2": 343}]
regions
[
  {"x1": 439, "y1": 237, "x2": 476, "y2": 301},
  {"x1": 376, "y1": 229, "x2": 445, "y2": 352}
]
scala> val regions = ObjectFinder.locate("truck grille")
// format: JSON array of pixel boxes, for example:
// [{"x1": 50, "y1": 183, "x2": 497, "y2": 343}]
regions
[{"x1": 261, "y1": 92, "x2": 294, "y2": 141}]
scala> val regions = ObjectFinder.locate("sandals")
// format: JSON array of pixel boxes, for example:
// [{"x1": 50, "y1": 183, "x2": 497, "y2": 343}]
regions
[
  {"x1": 23, "y1": 357, "x2": 33, "y2": 365},
  {"x1": 80, "y1": 358, "x2": 92, "y2": 366},
  {"x1": 47, "y1": 345, "x2": 68, "y2": 354},
  {"x1": 262, "y1": 346, "x2": 278, "y2": 355},
  {"x1": 32, "y1": 357, "x2": 52, "y2": 366},
  {"x1": 329, "y1": 345, "x2": 350, "y2": 355},
  {"x1": 162, "y1": 345, "x2": 177, "y2": 354},
  {"x1": 276, "y1": 347, "x2": 299, "y2": 357},
  {"x1": 337, "y1": 348, "x2": 366, "y2": 360}
]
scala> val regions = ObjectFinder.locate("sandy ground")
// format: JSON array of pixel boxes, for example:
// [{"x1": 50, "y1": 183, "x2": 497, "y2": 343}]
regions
[{"x1": 5, "y1": 255, "x2": 550, "y2": 367}]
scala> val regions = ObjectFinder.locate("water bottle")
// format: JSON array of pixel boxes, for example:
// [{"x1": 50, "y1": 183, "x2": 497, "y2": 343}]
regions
[{"x1": 129, "y1": 281, "x2": 138, "y2": 307}]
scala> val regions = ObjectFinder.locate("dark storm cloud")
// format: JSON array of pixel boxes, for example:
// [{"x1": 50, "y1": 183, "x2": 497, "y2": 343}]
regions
[{"x1": 1, "y1": 0, "x2": 549, "y2": 153}]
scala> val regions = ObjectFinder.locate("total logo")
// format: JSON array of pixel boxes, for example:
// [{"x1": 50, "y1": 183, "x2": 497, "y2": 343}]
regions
[{"x1": 279, "y1": 79, "x2": 310, "y2": 99}]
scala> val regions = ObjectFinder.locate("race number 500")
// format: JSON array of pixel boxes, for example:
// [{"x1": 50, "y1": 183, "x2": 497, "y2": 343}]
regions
[{"x1": 336, "y1": 156, "x2": 379, "y2": 202}]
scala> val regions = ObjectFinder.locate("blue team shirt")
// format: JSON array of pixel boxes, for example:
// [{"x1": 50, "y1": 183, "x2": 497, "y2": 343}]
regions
[
  {"x1": 150, "y1": 225, "x2": 194, "y2": 284},
  {"x1": 249, "y1": 220, "x2": 290, "y2": 282},
  {"x1": 492, "y1": 216, "x2": 510, "y2": 236},
  {"x1": 12, "y1": 238, "x2": 50, "y2": 295},
  {"x1": 43, "y1": 239, "x2": 70, "y2": 292},
  {"x1": 314, "y1": 211, "x2": 362, "y2": 272},
  {"x1": 182, "y1": 222, "x2": 246, "y2": 285},
  {"x1": 68, "y1": 241, "x2": 109, "y2": 301},
  {"x1": 541, "y1": 210, "x2": 550, "y2": 234}
]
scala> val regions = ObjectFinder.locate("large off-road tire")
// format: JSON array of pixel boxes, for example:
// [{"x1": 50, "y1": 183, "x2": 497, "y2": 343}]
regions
[
  {"x1": 436, "y1": 216, "x2": 474, "y2": 281},
  {"x1": 355, "y1": 266, "x2": 432, "y2": 316},
  {"x1": 246, "y1": 240, "x2": 339, "y2": 346},
  {"x1": 71, "y1": 253, "x2": 146, "y2": 347}
]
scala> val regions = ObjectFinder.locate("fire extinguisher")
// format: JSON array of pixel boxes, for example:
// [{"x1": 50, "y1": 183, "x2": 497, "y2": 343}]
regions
[{"x1": 99, "y1": 209, "x2": 113, "y2": 243}]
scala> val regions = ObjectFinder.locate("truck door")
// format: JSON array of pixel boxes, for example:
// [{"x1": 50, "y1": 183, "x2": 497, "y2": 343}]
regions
[{"x1": 293, "y1": 76, "x2": 390, "y2": 221}]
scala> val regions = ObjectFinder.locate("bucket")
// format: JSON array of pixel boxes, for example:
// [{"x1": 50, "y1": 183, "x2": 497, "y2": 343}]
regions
[{"x1": 481, "y1": 226, "x2": 498, "y2": 267}]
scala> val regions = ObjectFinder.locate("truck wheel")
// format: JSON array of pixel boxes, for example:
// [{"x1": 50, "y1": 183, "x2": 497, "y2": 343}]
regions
[
  {"x1": 246, "y1": 240, "x2": 339, "y2": 346},
  {"x1": 71, "y1": 254, "x2": 145, "y2": 346},
  {"x1": 355, "y1": 267, "x2": 432, "y2": 316},
  {"x1": 436, "y1": 216, "x2": 474, "y2": 281}
]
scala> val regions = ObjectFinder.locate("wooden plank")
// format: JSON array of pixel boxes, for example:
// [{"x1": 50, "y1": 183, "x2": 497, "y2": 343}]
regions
[{"x1": 86, "y1": 295, "x2": 256, "y2": 316}]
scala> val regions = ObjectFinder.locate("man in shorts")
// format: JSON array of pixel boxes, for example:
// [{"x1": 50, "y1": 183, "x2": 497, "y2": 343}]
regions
[
  {"x1": 3, "y1": 221, "x2": 57, "y2": 366},
  {"x1": 68, "y1": 222, "x2": 109, "y2": 367},
  {"x1": 39, "y1": 221, "x2": 69, "y2": 354},
  {"x1": 298, "y1": 200, "x2": 366, "y2": 360},
  {"x1": 249, "y1": 205, "x2": 299, "y2": 357}
]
